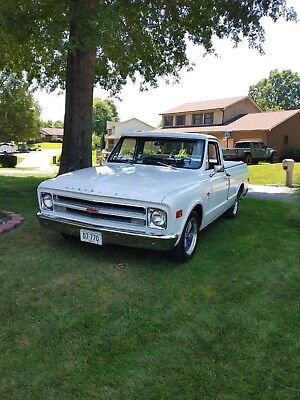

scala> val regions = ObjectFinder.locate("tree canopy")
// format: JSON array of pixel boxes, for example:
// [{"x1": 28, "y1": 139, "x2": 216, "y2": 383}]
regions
[
  {"x1": 249, "y1": 69, "x2": 300, "y2": 111},
  {"x1": 0, "y1": 1, "x2": 297, "y2": 173},
  {"x1": 41, "y1": 120, "x2": 64, "y2": 128},
  {"x1": 92, "y1": 98, "x2": 119, "y2": 136},
  {"x1": 0, "y1": 73, "x2": 41, "y2": 142}
]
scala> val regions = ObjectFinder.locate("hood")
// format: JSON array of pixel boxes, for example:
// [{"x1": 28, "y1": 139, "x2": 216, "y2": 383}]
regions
[{"x1": 39, "y1": 162, "x2": 196, "y2": 203}]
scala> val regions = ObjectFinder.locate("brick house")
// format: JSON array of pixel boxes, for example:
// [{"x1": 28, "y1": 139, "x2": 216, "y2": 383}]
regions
[
  {"x1": 40, "y1": 128, "x2": 64, "y2": 142},
  {"x1": 158, "y1": 96, "x2": 300, "y2": 157}
]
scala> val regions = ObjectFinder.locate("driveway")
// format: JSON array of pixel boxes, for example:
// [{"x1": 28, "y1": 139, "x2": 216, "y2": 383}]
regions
[
  {"x1": 247, "y1": 184, "x2": 299, "y2": 203},
  {"x1": 17, "y1": 149, "x2": 61, "y2": 172}
]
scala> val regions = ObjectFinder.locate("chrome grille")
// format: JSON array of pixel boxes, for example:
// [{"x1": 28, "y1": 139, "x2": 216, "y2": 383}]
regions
[{"x1": 53, "y1": 195, "x2": 146, "y2": 227}]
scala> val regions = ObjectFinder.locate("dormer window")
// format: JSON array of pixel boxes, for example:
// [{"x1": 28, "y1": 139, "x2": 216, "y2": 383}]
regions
[
  {"x1": 175, "y1": 115, "x2": 186, "y2": 126},
  {"x1": 192, "y1": 114, "x2": 203, "y2": 126},
  {"x1": 204, "y1": 112, "x2": 213, "y2": 125},
  {"x1": 163, "y1": 116, "x2": 173, "y2": 127}
]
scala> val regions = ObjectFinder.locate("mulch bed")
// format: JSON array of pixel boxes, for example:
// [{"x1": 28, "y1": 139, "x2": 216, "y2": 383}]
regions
[{"x1": 0, "y1": 210, "x2": 24, "y2": 235}]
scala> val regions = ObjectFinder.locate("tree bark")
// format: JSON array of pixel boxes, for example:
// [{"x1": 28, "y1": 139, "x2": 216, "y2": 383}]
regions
[{"x1": 58, "y1": 1, "x2": 96, "y2": 175}]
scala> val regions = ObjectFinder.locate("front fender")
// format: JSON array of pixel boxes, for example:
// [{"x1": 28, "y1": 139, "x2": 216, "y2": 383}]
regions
[{"x1": 162, "y1": 181, "x2": 209, "y2": 242}]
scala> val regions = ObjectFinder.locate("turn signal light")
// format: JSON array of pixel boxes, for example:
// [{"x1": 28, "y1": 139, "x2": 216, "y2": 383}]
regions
[{"x1": 176, "y1": 210, "x2": 183, "y2": 218}]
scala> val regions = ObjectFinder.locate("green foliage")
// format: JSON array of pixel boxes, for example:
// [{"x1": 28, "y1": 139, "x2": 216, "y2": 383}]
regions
[
  {"x1": 92, "y1": 132, "x2": 105, "y2": 150},
  {"x1": 175, "y1": 148, "x2": 189, "y2": 158},
  {"x1": 0, "y1": 72, "x2": 41, "y2": 142},
  {"x1": 249, "y1": 69, "x2": 300, "y2": 111},
  {"x1": 0, "y1": 1, "x2": 297, "y2": 172},
  {"x1": 282, "y1": 148, "x2": 300, "y2": 162},
  {"x1": 0, "y1": 154, "x2": 17, "y2": 168},
  {"x1": 0, "y1": 2, "x2": 296, "y2": 93},
  {"x1": 92, "y1": 97, "x2": 119, "y2": 136},
  {"x1": 53, "y1": 120, "x2": 64, "y2": 128},
  {"x1": 41, "y1": 120, "x2": 63, "y2": 128}
]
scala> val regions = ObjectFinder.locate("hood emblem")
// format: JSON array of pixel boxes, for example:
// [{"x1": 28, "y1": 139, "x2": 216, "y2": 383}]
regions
[{"x1": 86, "y1": 207, "x2": 98, "y2": 214}]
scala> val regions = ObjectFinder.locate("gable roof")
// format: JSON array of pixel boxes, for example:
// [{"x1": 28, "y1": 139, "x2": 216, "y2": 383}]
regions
[
  {"x1": 156, "y1": 109, "x2": 300, "y2": 134},
  {"x1": 41, "y1": 128, "x2": 64, "y2": 137},
  {"x1": 107, "y1": 118, "x2": 154, "y2": 130},
  {"x1": 161, "y1": 96, "x2": 256, "y2": 115}
]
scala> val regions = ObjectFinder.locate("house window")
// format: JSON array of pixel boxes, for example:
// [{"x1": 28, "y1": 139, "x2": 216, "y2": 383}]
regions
[
  {"x1": 192, "y1": 114, "x2": 203, "y2": 126},
  {"x1": 204, "y1": 112, "x2": 214, "y2": 125},
  {"x1": 175, "y1": 115, "x2": 186, "y2": 126},
  {"x1": 163, "y1": 116, "x2": 173, "y2": 127},
  {"x1": 283, "y1": 135, "x2": 289, "y2": 145},
  {"x1": 107, "y1": 129, "x2": 112, "y2": 135}
]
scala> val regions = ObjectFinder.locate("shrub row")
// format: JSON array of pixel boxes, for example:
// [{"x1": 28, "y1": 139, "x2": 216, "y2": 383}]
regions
[
  {"x1": 282, "y1": 148, "x2": 300, "y2": 162},
  {"x1": 0, "y1": 154, "x2": 17, "y2": 168}
]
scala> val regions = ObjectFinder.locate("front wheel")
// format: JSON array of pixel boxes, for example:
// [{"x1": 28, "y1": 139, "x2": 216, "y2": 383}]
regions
[
  {"x1": 224, "y1": 198, "x2": 239, "y2": 218},
  {"x1": 172, "y1": 211, "x2": 199, "y2": 263}
]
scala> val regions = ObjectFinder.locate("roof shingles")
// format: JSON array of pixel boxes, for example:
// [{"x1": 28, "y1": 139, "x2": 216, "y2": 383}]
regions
[{"x1": 161, "y1": 96, "x2": 248, "y2": 114}]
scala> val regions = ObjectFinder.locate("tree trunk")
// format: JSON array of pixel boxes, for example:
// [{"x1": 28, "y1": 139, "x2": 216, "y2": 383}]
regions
[{"x1": 58, "y1": 1, "x2": 96, "y2": 175}]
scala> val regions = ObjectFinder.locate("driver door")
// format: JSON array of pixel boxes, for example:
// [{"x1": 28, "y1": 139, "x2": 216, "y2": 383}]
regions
[{"x1": 205, "y1": 141, "x2": 229, "y2": 222}]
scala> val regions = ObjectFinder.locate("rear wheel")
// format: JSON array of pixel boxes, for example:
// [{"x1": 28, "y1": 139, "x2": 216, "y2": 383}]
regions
[
  {"x1": 270, "y1": 152, "x2": 278, "y2": 163},
  {"x1": 172, "y1": 211, "x2": 199, "y2": 263},
  {"x1": 243, "y1": 153, "x2": 252, "y2": 165}
]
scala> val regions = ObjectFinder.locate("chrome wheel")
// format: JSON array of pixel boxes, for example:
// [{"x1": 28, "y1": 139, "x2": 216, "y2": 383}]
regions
[
  {"x1": 184, "y1": 217, "x2": 198, "y2": 256},
  {"x1": 232, "y1": 200, "x2": 239, "y2": 215}
]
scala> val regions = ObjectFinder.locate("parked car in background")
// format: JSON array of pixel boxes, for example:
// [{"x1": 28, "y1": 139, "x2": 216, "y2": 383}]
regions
[
  {"x1": 223, "y1": 141, "x2": 278, "y2": 165},
  {"x1": 37, "y1": 132, "x2": 249, "y2": 262},
  {"x1": 0, "y1": 143, "x2": 18, "y2": 154}
]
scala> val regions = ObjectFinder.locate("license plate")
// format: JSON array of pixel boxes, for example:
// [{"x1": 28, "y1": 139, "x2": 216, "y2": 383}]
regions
[{"x1": 80, "y1": 229, "x2": 102, "y2": 245}]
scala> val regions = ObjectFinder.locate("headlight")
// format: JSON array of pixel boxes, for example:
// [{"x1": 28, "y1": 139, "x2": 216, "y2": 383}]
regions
[
  {"x1": 41, "y1": 193, "x2": 53, "y2": 210},
  {"x1": 147, "y1": 208, "x2": 167, "y2": 229}
]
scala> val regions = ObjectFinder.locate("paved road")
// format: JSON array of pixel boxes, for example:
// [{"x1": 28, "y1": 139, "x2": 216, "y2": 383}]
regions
[
  {"x1": 247, "y1": 184, "x2": 299, "y2": 203},
  {"x1": 18, "y1": 149, "x2": 61, "y2": 172}
]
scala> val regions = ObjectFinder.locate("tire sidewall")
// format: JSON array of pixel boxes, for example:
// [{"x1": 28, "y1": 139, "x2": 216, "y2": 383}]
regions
[{"x1": 173, "y1": 211, "x2": 199, "y2": 262}]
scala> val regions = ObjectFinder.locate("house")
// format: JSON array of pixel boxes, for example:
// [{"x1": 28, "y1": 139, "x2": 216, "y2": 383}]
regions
[
  {"x1": 40, "y1": 128, "x2": 64, "y2": 142},
  {"x1": 158, "y1": 96, "x2": 300, "y2": 157},
  {"x1": 105, "y1": 118, "x2": 154, "y2": 151}
]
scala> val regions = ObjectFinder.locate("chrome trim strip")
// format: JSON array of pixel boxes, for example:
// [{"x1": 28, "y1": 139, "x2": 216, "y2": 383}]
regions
[
  {"x1": 54, "y1": 194, "x2": 146, "y2": 213},
  {"x1": 54, "y1": 201, "x2": 146, "y2": 220}
]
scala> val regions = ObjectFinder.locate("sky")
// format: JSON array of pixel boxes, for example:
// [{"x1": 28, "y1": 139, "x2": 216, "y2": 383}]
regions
[{"x1": 34, "y1": 0, "x2": 300, "y2": 128}]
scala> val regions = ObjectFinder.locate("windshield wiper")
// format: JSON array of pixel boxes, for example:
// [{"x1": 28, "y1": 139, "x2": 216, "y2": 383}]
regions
[{"x1": 140, "y1": 156, "x2": 177, "y2": 169}]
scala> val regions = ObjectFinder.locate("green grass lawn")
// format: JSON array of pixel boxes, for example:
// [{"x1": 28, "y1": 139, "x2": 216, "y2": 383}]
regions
[
  {"x1": 0, "y1": 176, "x2": 299, "y2": 399},
  {"x1": 32, "y1": 142, "x2": 63, "y2": 150},
  {"x1": 249, "y1": 162, "x2": 300, "y2": 185}
]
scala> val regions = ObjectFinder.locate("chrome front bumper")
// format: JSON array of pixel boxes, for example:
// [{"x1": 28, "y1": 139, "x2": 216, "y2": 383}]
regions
[{"x1": 37, "y1": 213, "x2": 178, "y2": 251}]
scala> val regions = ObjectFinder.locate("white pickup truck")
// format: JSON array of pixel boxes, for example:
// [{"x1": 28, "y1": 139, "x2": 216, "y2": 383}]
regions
[{"x1": 37, "y1": 132, "x2": 249, "y2": 262}]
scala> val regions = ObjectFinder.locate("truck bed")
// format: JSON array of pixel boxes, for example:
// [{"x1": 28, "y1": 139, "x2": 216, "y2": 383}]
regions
[{"x1": 224, "y1": 160, "x2": 245, "y2": 169}]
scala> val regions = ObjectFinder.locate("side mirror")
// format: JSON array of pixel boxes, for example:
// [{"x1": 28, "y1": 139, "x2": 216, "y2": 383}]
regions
[
  {"x1": 214, "y1": 164, "x2": 224, "y2": 173},
  {"x1": 210, "y1": 164, "x2": 224, "y2": 177}
]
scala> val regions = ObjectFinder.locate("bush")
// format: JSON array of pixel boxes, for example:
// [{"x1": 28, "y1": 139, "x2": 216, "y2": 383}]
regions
[
  {"x1": 92, "y1": 133, "x2": 105, "y2": 150},
  {"x1": 282, "y1": 148, "x2": 300, "y2": 162},
  {"x1": 0, "y1": 154, "x2": 17, "y2": 168}
]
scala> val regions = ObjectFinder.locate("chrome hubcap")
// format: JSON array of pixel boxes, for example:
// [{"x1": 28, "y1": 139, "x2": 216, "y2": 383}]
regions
[
  {"x1": 233, "y1": 200, "x2": 239, "y2": 214},
  {"x1": 184, "y1": 218, "x2": 198, "y2": 255}
]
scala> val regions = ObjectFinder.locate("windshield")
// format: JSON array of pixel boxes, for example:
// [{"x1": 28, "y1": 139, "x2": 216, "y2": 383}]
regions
[{"x1": 108, "y1": 137, "x2": 205, "y2": 169}]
